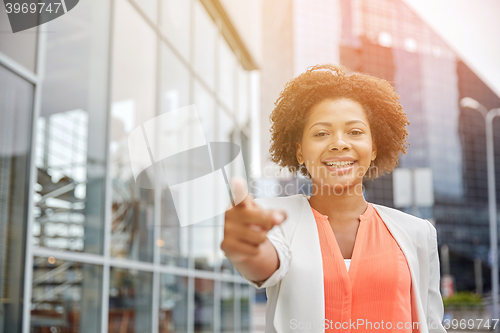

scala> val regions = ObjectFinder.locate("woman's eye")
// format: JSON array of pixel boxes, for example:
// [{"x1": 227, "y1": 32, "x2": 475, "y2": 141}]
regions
[
  {"x1": 350, "y1": 130, "x2": 362, "y2": 135},
  {"x1": 315, "y1": 132, "x2": 328, "y2": 137}
]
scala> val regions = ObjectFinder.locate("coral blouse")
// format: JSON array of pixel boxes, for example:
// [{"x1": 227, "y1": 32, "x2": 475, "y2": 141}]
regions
[{"x1": 312, "y1": 202, "x2": 413, "y2": 332}]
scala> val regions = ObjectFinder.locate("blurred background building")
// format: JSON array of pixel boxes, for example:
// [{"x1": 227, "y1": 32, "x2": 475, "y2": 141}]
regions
[
  {"x1": 0, "y1": 0, "x2": 261, "y2": 332},
  {"x1": 1, "y1": 0, "x2": 500, "y2": 332},
  {"x1": 261, "y1": 0, "x2": 500, "y2": 300}
]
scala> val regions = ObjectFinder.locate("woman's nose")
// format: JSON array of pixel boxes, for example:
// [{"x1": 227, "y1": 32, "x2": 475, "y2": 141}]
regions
[{"x1": 328, "y1": 133, "x2": 351, "y2": 151}]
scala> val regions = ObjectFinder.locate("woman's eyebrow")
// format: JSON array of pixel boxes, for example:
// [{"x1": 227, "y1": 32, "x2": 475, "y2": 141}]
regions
[
  {"x1": 309, "y1": 120, "x2": 367, "y2": 130},
  {"x1": 345, "y1": 120, "x2": 367, "y2": 126}
]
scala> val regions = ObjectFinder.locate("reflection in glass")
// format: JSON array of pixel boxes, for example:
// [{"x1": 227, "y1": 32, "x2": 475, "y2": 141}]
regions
[
  {"x1": 161, "y1": 0, "x2": 191, "y2": 60},
  {"x1": 159, "y1": 274, "x2": 188, "y2": 332},
  {"x1": 240, "y1": 284, "x2": 251, "y2": 333},
  {"x1": 160, "y1": 188, "x2": 189, "y2": 267},
  {"x1": 195, "y1": 81, "x2": 216, "y2": 142},
  {"x1": 159, "y1": 44, "x2": 191, "y2": 266},
  {"x1": 161, "y1": 44, "x2": 190, "y2": 113},
  {"x1": 34, "y1": 112, "x2": 88, "y2": 251},
  {"x1": 108, "y1": 268, "x2": 153, "y2": 332},
  {"x1": 216, "y1": 213, "x2": 232, "y2": 274},
  {"x1": 0, "y1": 5, "x2": 37, "y2": 72},
  {"x1": 30, "y1": 258, "x2": 102, "y2": 333},
  {"x1": 188, "y1": 82, "x2": 218, "y2": 271},
  {"x1": 217, "y1": 109, "x2": 238, "y2": 273},
  {"x1": 221, "y1": 282, "x2": 234, "y2": 332},
  {"x1": 0, "y1": 65, "x2": 34, "y2": 333},
  {"x1": 110, "y1": 0, "x2": 157, "y2": 262},
  {"x1": 237, "y1": 65, "x2": 249, "y2": 126},
  {"x1": 34, "y1": 0, "x2": 110, "y2": 255},
  {"x1": 240, "y1": 132, "x2": 251, "y2": 184},
  {"x1": 194, "y1": 278, "x2": 214, "y2": 333},
  {"x1": 191, "y1": 217, "x2": 217, "y2": 271},
  {"x1": 131, "y1": 0, "x2": 158, "y2": 23},
  {"x1": 219, "y1": 38, "x2": 236, "y2": 111},
  {"x1": 194, "y1": 0, "x2": 216, "y2": 89}
]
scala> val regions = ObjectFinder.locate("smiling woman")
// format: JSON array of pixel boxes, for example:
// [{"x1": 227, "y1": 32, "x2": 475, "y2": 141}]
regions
[
  {"x1": 221, "y1": 64, "x2": 447, "y2": 333},
  {"x1": 270, "y1": 64, "x2": 410, "y2": 181}
]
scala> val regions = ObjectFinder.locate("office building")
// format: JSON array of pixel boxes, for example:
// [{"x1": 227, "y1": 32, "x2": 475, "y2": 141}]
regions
[{"x1": 0, "y1": 0, "x2": 261, "y2": 331}]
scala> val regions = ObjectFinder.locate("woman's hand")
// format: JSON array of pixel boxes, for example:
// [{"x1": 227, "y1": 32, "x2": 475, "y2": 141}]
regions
[{"x1": 221, "y1": 179, "x2": 287, "y2": 282}]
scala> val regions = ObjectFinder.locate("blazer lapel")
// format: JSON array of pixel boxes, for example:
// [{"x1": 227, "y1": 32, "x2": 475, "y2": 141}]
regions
[
  {"x1": 273, "y1": 196, "x2": 325, "y2": 332},
  {"x1": 372, "y1": 204, "x2": 429, "y2": 333}
]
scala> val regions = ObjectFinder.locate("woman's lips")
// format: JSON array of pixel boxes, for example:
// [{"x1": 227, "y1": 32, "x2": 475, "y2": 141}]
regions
[{"x1": 323, "y1": 161, "x2": 357, "y2": 174}]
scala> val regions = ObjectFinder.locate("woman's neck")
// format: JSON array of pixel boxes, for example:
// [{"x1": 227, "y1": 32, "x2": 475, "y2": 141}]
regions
[{"x1": 308, "y1": 182, "x2": 368, "y2": 223}]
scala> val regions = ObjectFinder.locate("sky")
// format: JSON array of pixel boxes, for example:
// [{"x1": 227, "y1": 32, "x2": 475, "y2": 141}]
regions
[{"x1": 403, "y1": 0, "x2": 500, "y2": 98}]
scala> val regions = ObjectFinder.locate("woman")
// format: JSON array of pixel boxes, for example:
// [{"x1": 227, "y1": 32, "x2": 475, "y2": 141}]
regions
[{"x1": 221, "y1": 64, "x2": 446, "y2": 333}]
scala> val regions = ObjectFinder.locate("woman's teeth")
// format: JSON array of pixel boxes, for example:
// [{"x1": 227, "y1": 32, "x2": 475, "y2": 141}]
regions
[{"x1": 325, "y1": 161, "x2": 355, "y2": 168}]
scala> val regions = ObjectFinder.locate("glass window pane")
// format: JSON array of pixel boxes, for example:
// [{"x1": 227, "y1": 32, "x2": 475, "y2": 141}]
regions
[
  {"x1": 110, "y1": 0, "x2": 157, "y2": 262},
  {"x1": 240, "y1": 132, "x2": 251, "y2": 183},
  {"x1": 218, "y1": 109, "x2": 234, "y2": 143},
  {"x1": 194, "y1": 1, "x2": 216, "y2": 89},
  {"x1": 215, "y1": 213, "x2": 230, "y2": 273},
  {"x1": 195, "y1": 81, "x2": 216, "y2": 142},
  {"x1": 219, "y1": 39, "x2": 235, "y2": 111},
  {"x1": 30, "y1": 258, "x2": 102, "y2": 333},
  {"x1": 217, "y1": 110, "x2": 237, "y2": 273},
  {"x1": 160, "y1": 188, "x2": 189, "y2": 267},
  {"x1": 230, "y1": 132, "x2": 246, "y2": 182},
  {"x1": 237, "y1": 65, "x2": 249, "y2": 126},
  {"x1": 190, "y1": 81, "x2": 217, "y2": 271},
  {"x1": 221, "y1": 282, "x2": 234, "y2": 332},
  {"x1": 194, "y1": 278, "x2": 214, "y2": 332},
  {"x1": 35, "y1": 0, "x2": 111, "y2": 255},
  {"x1": 191, "y1": 217, "x2": 216, "y2": 271},
  {"x1": 240, "y1": 284, "x2": 251, "y2": 333},
  {"x1": 158, "y1": 45, "x2": 191, "y2": 267},
  {"x1": 159, "y1": 274, "x2": 188, "y2": 332},
  {"x1": 0, "y1": 6, "x2": 37, "y2": 72},
  {"x1": 131, "y1": 0, "x2": 158, "y2": 23},
  {"x1": 161, "y1": 44, "x2": 190, "y2": 112},
  {"x1": 0, "y1": 65, "x2": 34, "y2": 333},
  {"x1": 161, "y1": 0, "x2": 191, "y2": 60},
  {"x1": 220, "y1": 113, "x2": 245, "y2": 181},
  {"x1": 108, "y1": 268, "x2": 153, "y2": 332}
]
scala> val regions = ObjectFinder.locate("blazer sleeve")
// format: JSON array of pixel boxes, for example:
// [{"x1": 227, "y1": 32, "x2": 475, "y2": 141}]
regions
[
  {"x1": 246, "y1": 222, "x2": 292, "y2": 289},
  {"x1": 425, "y1": 219, "x2": 447, "y2": 333}
]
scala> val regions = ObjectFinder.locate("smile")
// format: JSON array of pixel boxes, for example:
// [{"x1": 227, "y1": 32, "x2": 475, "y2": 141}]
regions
[
  {"x1": 324, "y1": 160, "x2": 356, "y2": 168},
  {"x1": 323, "y1": 160, "x2": 357, "y2": 174}
]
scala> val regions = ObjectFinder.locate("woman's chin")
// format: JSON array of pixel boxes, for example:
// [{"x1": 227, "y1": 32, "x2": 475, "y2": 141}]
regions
[{"x1": 311, "y1": 177, "x2": 363, "y2": 195}]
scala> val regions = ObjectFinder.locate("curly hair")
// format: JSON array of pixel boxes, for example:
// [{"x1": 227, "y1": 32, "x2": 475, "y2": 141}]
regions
[{"x1": 269, "y1": 64, "x2": 410, "y2": 181}]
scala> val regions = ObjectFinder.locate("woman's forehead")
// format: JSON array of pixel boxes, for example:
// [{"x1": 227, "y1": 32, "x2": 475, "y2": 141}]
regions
[{"x1": 307, "y1": 98, "x2": 369, "y2": 123}]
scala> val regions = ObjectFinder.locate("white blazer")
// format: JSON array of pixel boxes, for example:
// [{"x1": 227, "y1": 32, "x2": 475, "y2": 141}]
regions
[{"x1": 245, "y1": 194, "x2": 446, "y2": 333}]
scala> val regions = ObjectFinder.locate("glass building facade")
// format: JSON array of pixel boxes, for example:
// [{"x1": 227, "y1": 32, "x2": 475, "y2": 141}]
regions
[
  {"x1": 261, "y1": 0, "x2": 500, "y2": 293},
  {"x1": 0, "y1": 0, "x2": 258, "y2": 332}
]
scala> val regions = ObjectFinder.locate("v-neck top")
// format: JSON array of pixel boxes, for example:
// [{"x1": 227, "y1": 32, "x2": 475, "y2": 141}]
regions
[{"x1": 312, "y1": 202, "x2": 412, "y2": 332}]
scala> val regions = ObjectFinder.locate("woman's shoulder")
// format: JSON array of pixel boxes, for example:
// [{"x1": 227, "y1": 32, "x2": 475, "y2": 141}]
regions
[{"x1": 371, "y1": 202, "x2": 436, "y2": 238}]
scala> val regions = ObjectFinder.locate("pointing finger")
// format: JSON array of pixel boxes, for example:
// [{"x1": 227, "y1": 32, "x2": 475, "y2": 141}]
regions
[{"x1": 230, "y1": 177, "x2": 252, "y2": 207}]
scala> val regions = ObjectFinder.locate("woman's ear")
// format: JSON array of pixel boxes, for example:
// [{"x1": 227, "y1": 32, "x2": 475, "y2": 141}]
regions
[
  {"x1": 371, "y1": 141, "x2": 377, "y2": 161},
  {"x1": 296, "y1": 142, "x2": 304, "y2": 165}
]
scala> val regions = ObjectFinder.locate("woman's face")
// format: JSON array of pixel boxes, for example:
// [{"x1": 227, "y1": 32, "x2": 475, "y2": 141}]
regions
[{"x1": 296, "y1": 98, "x2": 377, "y2": 190}]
